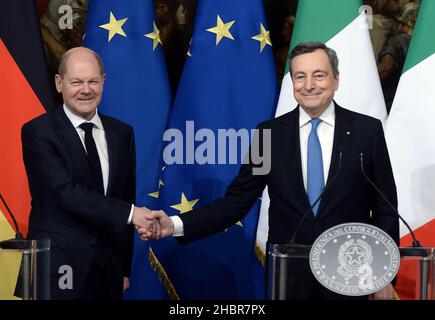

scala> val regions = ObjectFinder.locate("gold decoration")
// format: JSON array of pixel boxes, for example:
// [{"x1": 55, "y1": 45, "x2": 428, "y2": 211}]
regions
[
  {"x1": 255, "y1": 240, "x2": 265, "y2": 267},
  {"x1": 148, "y1": 246, "x2": 180, "y2": 300}
]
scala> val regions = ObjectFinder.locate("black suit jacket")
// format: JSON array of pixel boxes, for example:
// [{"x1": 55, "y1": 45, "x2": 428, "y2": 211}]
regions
[
  {"x1": 180, "y1": 102, "x2": 399, "y2": 253},
  {"x1": 22, "y1": 107, "x2": 136, "y2": 299}
]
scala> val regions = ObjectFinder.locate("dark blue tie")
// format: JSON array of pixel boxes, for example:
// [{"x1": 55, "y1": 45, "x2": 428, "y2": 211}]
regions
[
  {"x1": 80, "y1": 123, "x2": 104, "y2": 195},
  {"x1": 307, "y1": 118, "x2": 324, "y2": 216}
]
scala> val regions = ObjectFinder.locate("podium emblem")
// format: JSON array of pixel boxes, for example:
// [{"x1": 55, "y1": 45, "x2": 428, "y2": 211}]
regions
[{"x1": 309, "y1": 223, "x2": 400, "y2": 296}]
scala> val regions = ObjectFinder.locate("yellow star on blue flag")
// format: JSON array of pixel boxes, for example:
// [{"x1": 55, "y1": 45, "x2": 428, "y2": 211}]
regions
[
  {"x1": 99, "y1": 11, "x2": 127, "y2": 42},
  {"x1": 170, "y1": 193, "x2": 199, "y2": 214},
  {"x1": 251, "y1": 23, "x2": 272, "y2": 53},
  {"x1": 145, "y1": 22, "x2": 163, "y2": 50},
  {"x1": 207, "y1": 15, "x2": 235, "y2": 45}
]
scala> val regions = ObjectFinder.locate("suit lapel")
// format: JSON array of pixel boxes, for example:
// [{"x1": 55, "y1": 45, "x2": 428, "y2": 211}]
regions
[
  {"x1": 326, "y1": 103, "x2": 355, "y2": 182},
  {"x1": 279, "y1": 108, "x2": 313, "y2": 219},
  {"x1": 317, "y1": 102, "x2": 355, "y2": 217},
  {"x1": 53, "y1": 107, "x2": 97, "y2": 189}
]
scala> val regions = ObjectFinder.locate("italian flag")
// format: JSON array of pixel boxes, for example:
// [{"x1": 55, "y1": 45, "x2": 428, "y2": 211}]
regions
[
  {"x1": 386, "y1": 0, "x2": 435, "y2": 299},
  {"x1": 256, "y1": 0, "x2": 386, "y2": 262}
]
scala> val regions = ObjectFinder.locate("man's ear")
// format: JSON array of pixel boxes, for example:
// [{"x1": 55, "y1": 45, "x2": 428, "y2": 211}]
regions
[
  {"x1": 101, "y1": 73, "x2": 106, "y2": 90},
  {"x1": 334, "y1": 73, "x2": 340, "y2": 91},
  {"x1": 55, "y1": 74, "x2": 63, "y2": 93}
]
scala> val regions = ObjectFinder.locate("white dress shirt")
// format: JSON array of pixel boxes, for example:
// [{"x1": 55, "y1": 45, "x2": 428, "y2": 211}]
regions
[
  {"x1": 299, "y1": 102, "x2": 335, "y2": 191},
  {"x1": 63, "y1": 105, "x2": 134, "y2": 223}
]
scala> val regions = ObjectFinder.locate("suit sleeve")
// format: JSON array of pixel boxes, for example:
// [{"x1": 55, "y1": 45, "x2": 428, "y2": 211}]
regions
[
  {"x1": 21, "y1": 122, "x2": 131, "y2": 234},
  {"x1": 370, "y1": 120, "x2": 400, "y2": 245},
  {"x1": 122, "y1": 128, "x2": 136, "y2": 277},
  {"x1": 179, "y1": 125, "x2": 268, "y2": 243}
]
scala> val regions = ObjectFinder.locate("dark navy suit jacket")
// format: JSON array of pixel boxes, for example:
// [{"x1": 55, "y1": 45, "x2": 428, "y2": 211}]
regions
[
  {"x1": 179, "y1": 103, "x2": 399, "y2": 299},
  {"x1": 22, "y1": 107, "x2": 136, "y2": 299}
]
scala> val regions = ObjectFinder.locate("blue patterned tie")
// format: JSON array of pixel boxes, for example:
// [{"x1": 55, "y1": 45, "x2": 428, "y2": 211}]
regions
[{"x1": 307, "y1": 118, "x2": 324, "y2": 216}]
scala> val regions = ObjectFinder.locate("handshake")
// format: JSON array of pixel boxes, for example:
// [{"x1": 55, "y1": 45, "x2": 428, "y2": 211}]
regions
[{"x1": 132, "y1": 207, "x2": 174, "y2": 241}]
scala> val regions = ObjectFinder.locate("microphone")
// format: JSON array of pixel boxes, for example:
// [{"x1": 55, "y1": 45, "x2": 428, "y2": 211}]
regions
[
  {"x1": 288, "y1": 151, "x2": 343, "y2": 244},
  {"x1": 359, "y1": 153, "x2": 422, "y2": 249},
  {"x1": 0, "y1": 192, "x2": 25, "y2": 249}
]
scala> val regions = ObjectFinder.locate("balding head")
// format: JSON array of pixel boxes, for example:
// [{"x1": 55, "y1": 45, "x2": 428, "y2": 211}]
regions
[{"x1": 58, "y1": 47, "x2": 105, "y2": 78}]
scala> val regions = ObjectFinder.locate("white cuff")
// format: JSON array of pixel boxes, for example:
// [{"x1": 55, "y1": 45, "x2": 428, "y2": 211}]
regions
[
  {"x1": 170, "y1": 215, "x2": 184, "y2": 236},
  {"x1": 127, "y1": 205, "x2": 134, "y2": 224}
]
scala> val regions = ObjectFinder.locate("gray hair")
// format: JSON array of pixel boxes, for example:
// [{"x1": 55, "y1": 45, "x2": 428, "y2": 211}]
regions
[
  {"x1": 289, "y1": 42, "x2": 339, "y2": 79},
  {"x1": 58, "y1": 47, "x2": 105, "y2": 78}
]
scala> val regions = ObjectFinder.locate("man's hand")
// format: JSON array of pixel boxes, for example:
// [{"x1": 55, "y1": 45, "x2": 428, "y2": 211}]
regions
[
  {"x1": 138, "y1": 210, "x2": 174, "y2": 240},
  {"x1": 369, "y1": 283, "x2": 395, "y2": 300},
  {"x1": 132, "y1": 206, "x2": 159, "y2": 240},
  {"x1": 123, "y1": 277, "x2": 130, "y2": 292}
]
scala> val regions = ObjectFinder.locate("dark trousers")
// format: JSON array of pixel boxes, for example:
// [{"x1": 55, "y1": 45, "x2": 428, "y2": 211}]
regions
[{"x1": 79, "y1": 240, "x2": 122, "y2": 300}]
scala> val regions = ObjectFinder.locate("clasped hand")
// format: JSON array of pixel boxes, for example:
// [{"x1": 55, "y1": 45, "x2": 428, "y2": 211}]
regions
[{"x1": 132, "y1": 207, "x2": 173, "y2": 241}]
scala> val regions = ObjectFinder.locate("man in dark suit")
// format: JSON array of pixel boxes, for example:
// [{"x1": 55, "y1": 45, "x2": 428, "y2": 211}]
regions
[
  {"x1": 140, "y1": 42, "x2": 399, "y2": 299},
  {"x1": 22, "y1": 47, "x2": 154, "y2": 300}
]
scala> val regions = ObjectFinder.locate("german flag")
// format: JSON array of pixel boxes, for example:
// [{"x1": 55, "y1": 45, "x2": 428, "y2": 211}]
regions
[{"x1": 0, "y1": 1, "x2": 55, "y2": 299}]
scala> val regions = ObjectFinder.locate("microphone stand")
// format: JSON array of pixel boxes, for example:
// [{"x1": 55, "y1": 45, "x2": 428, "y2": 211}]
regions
[
  {"x1": 0, "y1": 193, "x2": 25, "y2": 249},
  {"x1": 359, "y1": 153, "x2": 423, "y2": 250},
  {"x1": 360, "y1": 153, "x2": 432, "y2": 299}
]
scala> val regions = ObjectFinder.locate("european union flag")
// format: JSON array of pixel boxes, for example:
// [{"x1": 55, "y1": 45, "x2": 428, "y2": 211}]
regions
[
  {"x1": 149, "y1": 0, "x2": 278, "y2": 299},
  {"x1": 84, "y1": 0, "x2": 172, "y2": 298}
]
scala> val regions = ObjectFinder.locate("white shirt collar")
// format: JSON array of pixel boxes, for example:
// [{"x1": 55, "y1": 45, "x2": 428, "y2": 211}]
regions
[
  {"x1": 299, "y1": 101, "x2": 335, "y2": 128},
  {"x1": 63, "y1": 104, "x2": 103, "y2": 130}
]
